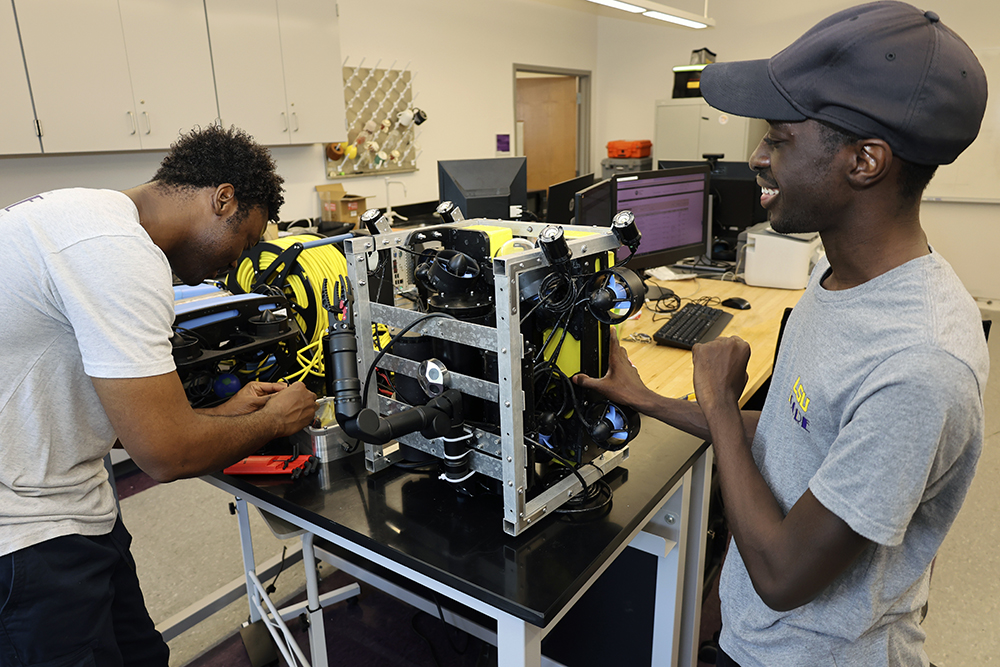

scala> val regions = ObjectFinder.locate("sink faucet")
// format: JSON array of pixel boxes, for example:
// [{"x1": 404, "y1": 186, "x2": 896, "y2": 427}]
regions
[{"x1": 385, "y1": 177, "x2": 408, "y2": 223}]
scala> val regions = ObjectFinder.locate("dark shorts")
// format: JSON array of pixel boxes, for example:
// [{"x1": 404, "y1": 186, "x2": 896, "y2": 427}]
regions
[{"x1": 0, "y1": 515, "x2": 169, "y2": 667}]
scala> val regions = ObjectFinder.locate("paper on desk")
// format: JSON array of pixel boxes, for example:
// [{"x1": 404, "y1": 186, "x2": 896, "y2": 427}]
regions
[{"x1": 645, "y1": 266, "x2": 698, "y2": 281}]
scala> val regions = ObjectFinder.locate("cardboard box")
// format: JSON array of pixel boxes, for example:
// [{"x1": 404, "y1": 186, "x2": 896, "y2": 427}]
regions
[{"x1": 315, "y1": 183, "x2": 370, "y2": 225}]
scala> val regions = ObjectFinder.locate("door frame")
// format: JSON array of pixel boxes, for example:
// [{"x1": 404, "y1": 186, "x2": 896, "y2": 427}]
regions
[{"x1": 513, "y1": 64, "x2": 592, "y2": 178}]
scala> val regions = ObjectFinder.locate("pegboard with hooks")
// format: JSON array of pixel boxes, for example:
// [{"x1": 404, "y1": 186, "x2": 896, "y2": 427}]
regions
[{"x1": 326, "y1": 58, "x2": 425, "y2": 179}]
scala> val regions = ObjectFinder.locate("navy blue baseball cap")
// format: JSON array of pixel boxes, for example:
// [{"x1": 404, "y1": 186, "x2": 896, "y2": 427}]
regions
[{"x1": 699, "y1": 1, "x2": 987, "y2": 165}]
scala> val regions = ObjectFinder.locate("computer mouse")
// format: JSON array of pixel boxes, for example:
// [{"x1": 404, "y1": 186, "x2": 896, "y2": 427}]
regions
[{"x1": 722, "y1": 297, "x2": 751, "y2": 310}]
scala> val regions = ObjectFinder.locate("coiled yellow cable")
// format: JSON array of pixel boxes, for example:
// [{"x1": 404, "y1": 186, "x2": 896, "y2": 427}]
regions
[
  {"x1": 233, "y1": 234, "x2": 390, "y2": 383},
  {"x1": 236, "y1": 235, "x2": 347, "y2": 343}
]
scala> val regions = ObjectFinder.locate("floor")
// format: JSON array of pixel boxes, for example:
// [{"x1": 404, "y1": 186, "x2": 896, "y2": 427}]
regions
[{"x1": 118, "y1": 305, "x2": 1000, "y2": 666}]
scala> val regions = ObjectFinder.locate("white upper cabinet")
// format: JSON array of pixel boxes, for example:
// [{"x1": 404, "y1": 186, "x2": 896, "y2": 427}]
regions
[
  {"x1": 276, "y1": 0, "x2": 346, "y2": 145},
  {"x1": 14, "y1": 0, "x2": 217, "y2": 154},
  {"x1": 0, "y1": 2, "x2": 40, "y2": 154},
  {"x1": 118, "y1": 0, "x2": 220, "y2": 150},
  {"x1": 5, "y1": 0, "x2": 343, "y2": 155},
  {"x1": 16, "y1": 0, "x2": 141, "y2": 153},
  {"x1": 207, "y1": 0, "x2": 344, "y2": 146},
  {"x1": 206, "y1": 0, "x2": 289, "y2": 145}
]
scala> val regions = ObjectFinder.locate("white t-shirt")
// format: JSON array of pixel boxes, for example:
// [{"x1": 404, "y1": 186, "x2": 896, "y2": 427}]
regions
[{"x1": 0, "y1": 188, "x2": 176, "y2": 556}]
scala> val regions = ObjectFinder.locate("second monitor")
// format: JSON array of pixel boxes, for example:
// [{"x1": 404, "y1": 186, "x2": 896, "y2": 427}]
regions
[
  {"x1": 546, "y1": 173, "x2": 596, "y2": 224},
  {"x1": 612, "y1": 165, "x2": 711, "y2": 272},
  {"x1": 658, "y1": 159, "x2": 767, "y2": 245}
]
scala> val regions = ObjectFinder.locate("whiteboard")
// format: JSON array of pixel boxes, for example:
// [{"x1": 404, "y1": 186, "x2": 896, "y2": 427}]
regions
[{"x1": 923, "y1": 47, "x2": 1000, "y2": 203}]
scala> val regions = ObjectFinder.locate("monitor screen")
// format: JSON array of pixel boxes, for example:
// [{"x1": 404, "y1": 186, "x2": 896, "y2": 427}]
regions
[
  {"x1": 612, "y1": 165, "x2": 710, "y2": 271},
  {"x1": 437, "y1": 157, "x2": 528, "y2": 219},
  {"x1": 657, "y1": 160, "x2": 766, "y2": 234},
  {"x1": 546, "y1": 173, "x2": 595, "y2": 224},
  {"x1": 573, "y1": 178, "x2": 612, "y2": 228}
]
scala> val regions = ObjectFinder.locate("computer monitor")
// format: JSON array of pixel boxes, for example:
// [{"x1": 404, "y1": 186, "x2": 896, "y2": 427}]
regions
[
  {"x1": 437, "y1": 157, "x2": 528, "y2": 219},
  {"x1": 657, "y1": 159, "x2": 766, "y2": 235},
  {"x1": 546, "y1": 173, "x2": 595, "y2": 224},
  {"x1": 573, "y1": 178, "x2": 612, "y2": 228},
  {"x1": 612, "y1": 165, "x2": 711, "y2": 271}
]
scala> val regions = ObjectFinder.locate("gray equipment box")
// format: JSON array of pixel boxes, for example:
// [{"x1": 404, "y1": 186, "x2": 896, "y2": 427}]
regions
[{"x1": 601, "y1": 157, "x2": 653, "y2": 179}]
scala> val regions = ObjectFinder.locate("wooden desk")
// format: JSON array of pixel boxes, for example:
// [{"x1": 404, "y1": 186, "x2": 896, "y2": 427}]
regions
[{"x1": 617, "y1": 279, "x2": 805, "y2": 403}]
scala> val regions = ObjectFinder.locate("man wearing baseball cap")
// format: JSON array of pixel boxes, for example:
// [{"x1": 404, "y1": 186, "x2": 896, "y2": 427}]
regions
[{"x1": 575, "y1": 2, "x2": 988, "y2": 664}]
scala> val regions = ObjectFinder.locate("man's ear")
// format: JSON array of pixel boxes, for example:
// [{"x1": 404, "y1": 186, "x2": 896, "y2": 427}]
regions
[
  {"x1": 848, "y1": 140, "x2": 892, "y2": 188},
  {"x1": 212, "y1": 183, "x2": 237, "y2": 217}
]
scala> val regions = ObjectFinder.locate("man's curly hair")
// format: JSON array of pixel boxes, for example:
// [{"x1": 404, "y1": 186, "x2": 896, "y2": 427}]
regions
[{"x1": 152, "y1": 125, "x2": 285, "y2": 223}]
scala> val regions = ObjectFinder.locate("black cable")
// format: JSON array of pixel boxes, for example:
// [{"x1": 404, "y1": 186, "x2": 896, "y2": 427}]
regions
[
  {"x1": 614, "y1": 247, "x2": 637, "y2": 268},
  {"x1": 646, "y1": 290, "x2": 682, "y2": 319},
  {"x1": 368, "y1": 245, "x2": 391, "y2": 276},
  {"x1": 393, "y1": 245, "x2": 430, "y2": 258},
  {"x1": 265, "y1": 545, "x2": 288, "y2": 595},
  {"x1": 648, "y1": 293, "x2": 723, "y2": 323},
  {"x1": 410, "y1": 612, "x2": 443, "y2": 667},
  {"x1": 537, "y1": 271, "x2": 576, "y2": 314},
  {"x1": 555, "y1": 478, "x2": 613, "y2": 514},
  {"x1": 520, "y1": 273, "x2": 574, "y2": 324},
  {"x1": 533, "y1": 293, "x2": 582, "y2": 365},
  {"x1": 432, "y1": 592, "x2": 470, "y2": 655},
  {"x1": 525, "y1": 437, "x2": 590, "y2": 497},
  {"x1": 691, "y1": 295, "x2": 723, "y2": 307},
  {"x1": 360, "y1": 312, "x2": 456, "y2": 409}
]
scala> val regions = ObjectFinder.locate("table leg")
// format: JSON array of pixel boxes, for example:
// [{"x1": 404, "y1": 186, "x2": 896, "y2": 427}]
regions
[
  {"x1": 496, "y1": 612, "x2": 542, "y2": 667},
  {"x1": 638, "y1": 470, "x2": 691, "y2": 667},
  {"x1": 301, "y1": 533, "x2": 329, "y2": 667},
  {"x1": 234, "y1": 497, "x2": 261, "y2": 623},
  {"x1": 679, "y1": 447, "x2": 713, "y2": 667}
]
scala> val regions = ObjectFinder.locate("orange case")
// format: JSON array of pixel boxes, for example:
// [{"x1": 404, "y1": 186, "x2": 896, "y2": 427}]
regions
[{"x1": 607, "y1": 140, "x2": 652, "y2": 159}]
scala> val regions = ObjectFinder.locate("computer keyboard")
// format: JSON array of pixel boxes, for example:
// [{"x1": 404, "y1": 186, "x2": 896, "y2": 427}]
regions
[{"x1": 652, "y1": 303, "x2": 733, "y2": 350}]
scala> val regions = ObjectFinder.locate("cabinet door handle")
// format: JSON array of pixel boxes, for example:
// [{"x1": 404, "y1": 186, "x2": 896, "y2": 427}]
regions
[
  {"x1": 142, "y1": 111, "x2": 151, "y2": 135},
  {"x1": 127, "y1": 111, "x2": 137, "y2": 135},
  {"x1": 281, "y1": 112, "x2": 289, "y2": 132},
  {"x1": 291, "y1": 112, "x2": 299, "y2": 132}
]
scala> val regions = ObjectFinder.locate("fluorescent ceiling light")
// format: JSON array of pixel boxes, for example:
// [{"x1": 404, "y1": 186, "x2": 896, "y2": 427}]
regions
[
  {"x1": 642, "y1": 8, "x2": 713, "y2": 29},
  {"x1": 586, "y1": 0, "x2": 646, "y2": 12},
  {"x1": 586, "y1": 0, "x2": 716, "y2": 29}
]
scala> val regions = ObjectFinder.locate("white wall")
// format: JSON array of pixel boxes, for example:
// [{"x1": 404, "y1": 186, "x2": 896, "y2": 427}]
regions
[
  {"x1": 1, "y1": 0, "x2": 997, "y2": 297},
  {"x1": 592, "y1": 0, "x2": 1000, "y2": 299},
  {"x1": 333, "y1": 0, "x2": 599, "y2": 210}
]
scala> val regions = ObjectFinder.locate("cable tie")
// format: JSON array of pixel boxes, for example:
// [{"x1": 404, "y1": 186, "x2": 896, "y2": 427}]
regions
[{"x1": 438, "y1": 470, "x2": 476, "y2": 483}]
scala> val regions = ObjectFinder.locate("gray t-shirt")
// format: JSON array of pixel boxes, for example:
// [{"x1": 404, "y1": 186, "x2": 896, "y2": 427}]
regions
[
  {"x1": 720, "y1": 252, "x2": 988, "y2": 666},
  {"x1": 0, "y1": 189, "x2": 175, "y2": 556}
]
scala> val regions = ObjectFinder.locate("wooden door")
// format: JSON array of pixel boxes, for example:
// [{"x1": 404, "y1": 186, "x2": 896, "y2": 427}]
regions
[{"x1": 516, "y1": 76, "x2": 577, "y2": 192}]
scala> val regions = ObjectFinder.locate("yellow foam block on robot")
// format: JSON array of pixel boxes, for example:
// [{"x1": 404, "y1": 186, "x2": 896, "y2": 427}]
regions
[
  {"x1": 541, "y1": 328, "x2": 582, "y2": 376},
  {"x1": 464, "y1": 225, "x2": 514, "y2": 257}
]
